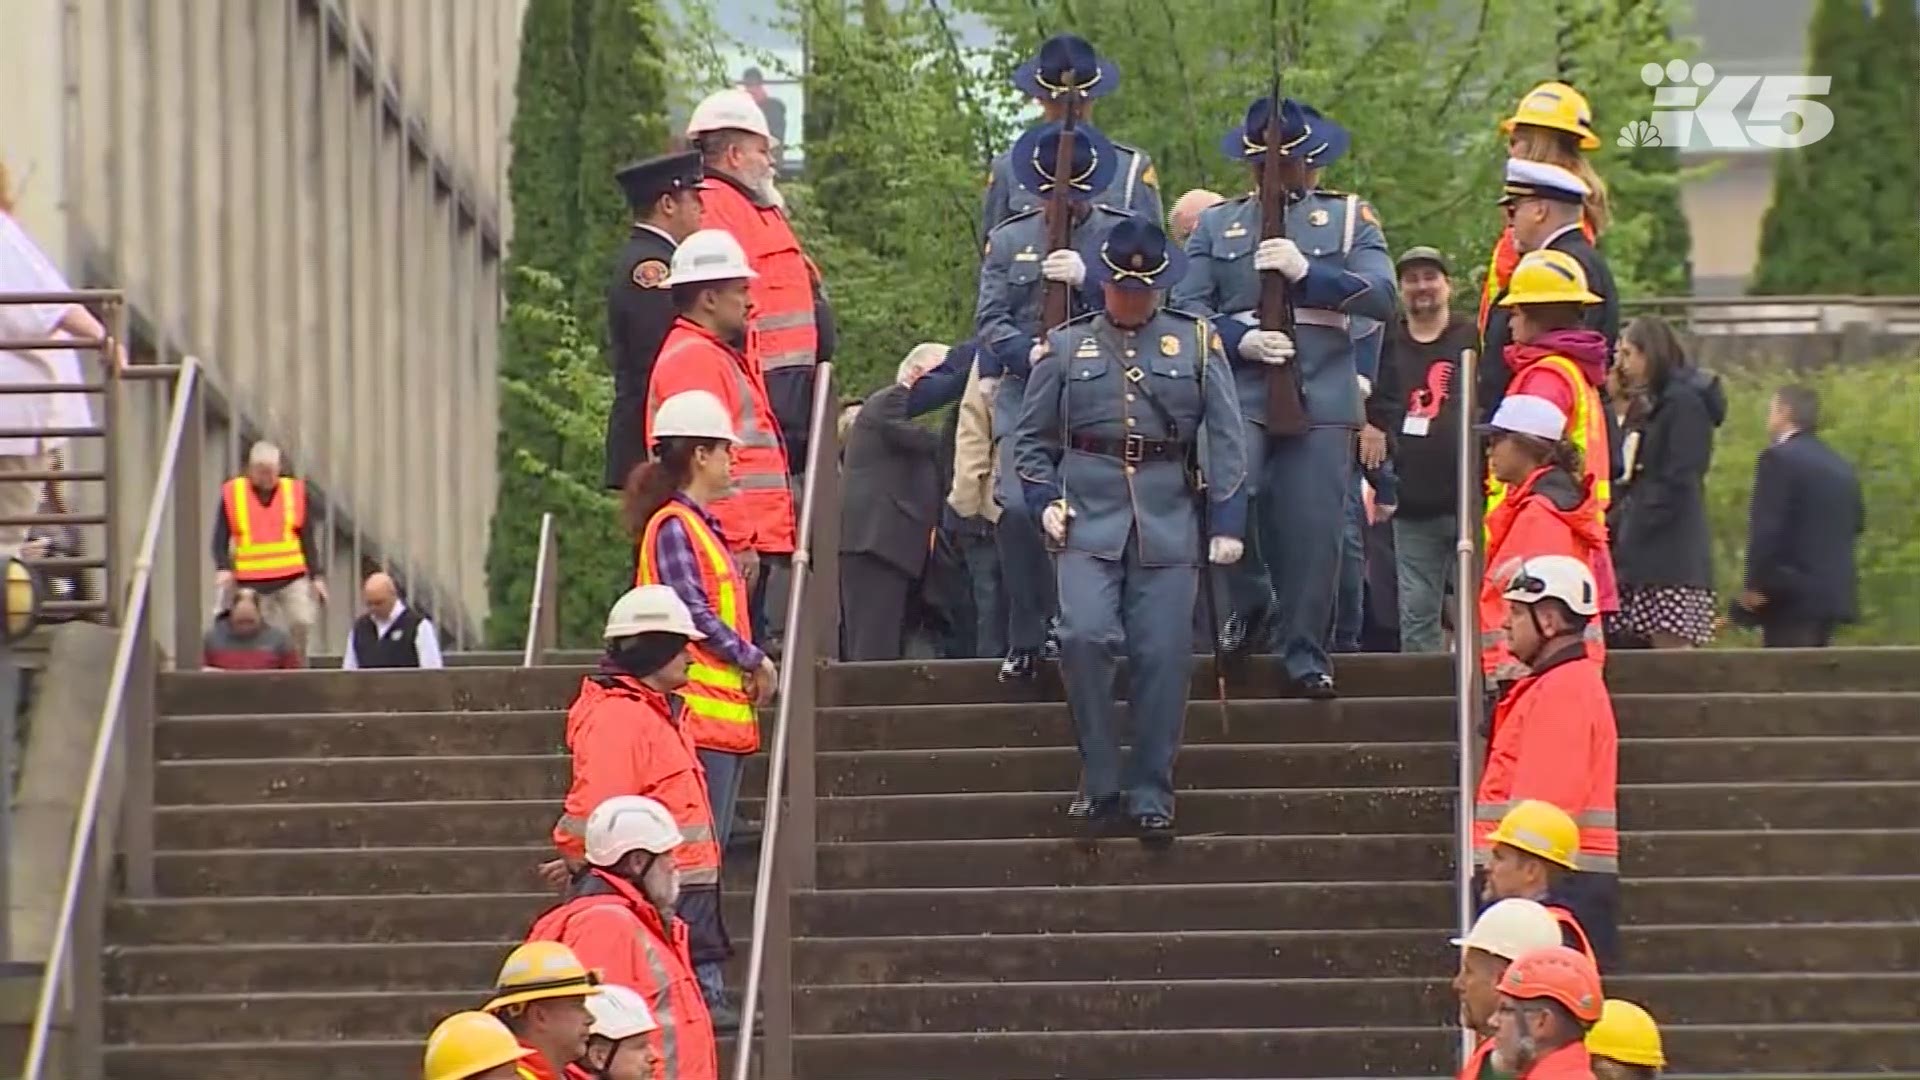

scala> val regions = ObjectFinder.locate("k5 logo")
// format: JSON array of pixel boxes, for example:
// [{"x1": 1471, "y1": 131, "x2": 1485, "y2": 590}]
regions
[{"x1": 1623, "y1": 60, "x2": 1835, "y2": 150}]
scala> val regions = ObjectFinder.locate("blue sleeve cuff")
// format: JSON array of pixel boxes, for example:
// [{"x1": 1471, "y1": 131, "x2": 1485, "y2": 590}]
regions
[
  {"x1": 1017, "y1": 479, "x2": 1059, "y2": 520},
  {"x1": 1294, "y1": 263, "x2": 1371, "y2": 310},
  {"x1": 1209, "y1": 486, "x2": 1249, "y2": 540},
  {"x1": 907, "y1": 366, "x2": 967, "y2": 416},
  {"x1": 1210, "y1": 314, "x2": 1250, "y2": 363},
  {"x1": 989, "y1": 334, "x2": 1037, "y2": 379}
]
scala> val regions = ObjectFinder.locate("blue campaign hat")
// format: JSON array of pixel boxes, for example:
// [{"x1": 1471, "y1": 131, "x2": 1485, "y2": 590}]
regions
[
  {"x1": 1086, "y1": 217, "x2": 1189, "y2": 292},
  {"x1": 1219, "y1": 96, "x2": 1350, "y2": 168},
  {"x1": 1009, "y1": 120, "x2": 1121, "y2": 202},
  {"x1": 1012, "y1": 33, "x2": 1119, "y2": 102}
]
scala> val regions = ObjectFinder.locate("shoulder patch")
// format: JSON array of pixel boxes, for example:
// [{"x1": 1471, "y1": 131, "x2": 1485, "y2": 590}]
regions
[
  {"x1": 632, "y1": 259, "x2": 670, "y2": 289},
  {"x1": 1140, "y1": 162, "x2": 1159, "y2": 190},
  {"x1": 1360, "y1": 202, "x2": 1381, "y2": 228}
]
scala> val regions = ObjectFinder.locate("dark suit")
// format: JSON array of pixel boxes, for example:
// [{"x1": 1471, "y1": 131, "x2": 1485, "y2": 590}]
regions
[
  {"x1": 839, "y1": 383, "x2": 943, "y2": 660},
  {"x1": 1744, "y1": 431, "x2": 1863, "y2": 646},
  {"x1": 604, "y1": 224, "x2": 678, "y2": 490},
  {"x1": 1479, "y1": 225, "x2": 1620, "y2": 417}
]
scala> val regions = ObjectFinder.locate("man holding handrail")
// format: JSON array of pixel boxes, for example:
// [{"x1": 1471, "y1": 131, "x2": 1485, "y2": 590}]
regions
[{"x1": 210, "y1": 441, "x2": 327, "y2": 658}]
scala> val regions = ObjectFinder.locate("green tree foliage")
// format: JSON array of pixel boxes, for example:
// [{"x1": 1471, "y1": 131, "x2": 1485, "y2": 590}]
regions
[
  {"x1": 1859, "y1": 0, "x2": 1920, "y2": 291},
  {"x1": 1704, "y1": 355, "x2": 1920, "y2": 645},
  {"x1": 1751, "y1": 0, "x2": 1884, "y2": 293},
  {"x1": 504, "y1": 0, "x2": 585, "y2": 286}
]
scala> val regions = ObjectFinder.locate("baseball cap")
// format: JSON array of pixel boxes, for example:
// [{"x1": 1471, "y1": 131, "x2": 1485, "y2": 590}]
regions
[{"x1": 1396, "y1": 245, "x2": 1449, "y2": 275}]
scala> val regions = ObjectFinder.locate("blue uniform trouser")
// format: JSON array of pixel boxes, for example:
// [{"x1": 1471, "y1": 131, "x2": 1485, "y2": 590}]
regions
[
  {"x1": 1215, "y1": 430, "x2": 1276, "y2": 648},
  {"x1": 1057, "y1": 545, "x2": 1198, "y2": 819},
  {"x1": 995, "y1": 438, "x2": 1055, "y2": 652},
  {"x1": 1258, "y1": 426, "x2": 1354, "y2": 680},
  {"x1": 1331, "y1": 473, "x2": 1366, "y2": 652}
]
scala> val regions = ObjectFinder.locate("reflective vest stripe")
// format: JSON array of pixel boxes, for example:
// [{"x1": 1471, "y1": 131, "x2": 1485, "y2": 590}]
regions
[
  {"x1": 224, "y1": 477, "x2": 308, "y2": 580},
  {"x1": 1483, "y1": 354, "x2": 1609, "y2": 532},
  {"x1": 1474, "y1": 802, "x2": 1618, "y2": 832},
  {"x1": 555, "y1": 813, "x2": 587, "y2": 839},
  {"x1": 638, "y1": 931, "x2": 681, "y2": 1071},
  {"x1": 756, "y1": 310, "x2": 813, "y2": 331},
  {"x1": 1572, "y1": 851, "x2": 1619, "y2": 873},
  {"x1": 636, "y1": 503, "x2": 760, "y2": 753},
  {"x1": 731, "y1": 471, "x2": 791, "y2": 490},
  {"x1": 680, "y1": 866, "x2": 720, "y2": 886},
  {"x1": 757, "y1": 347, "x2": 815, "y2": 372}
]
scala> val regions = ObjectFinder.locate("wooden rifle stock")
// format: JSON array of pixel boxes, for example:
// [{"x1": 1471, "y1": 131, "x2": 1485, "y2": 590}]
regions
[
  {"x1": 1258, "y1": 99, "x2": 1310, "y2": 437},
  {"x1": 1042, "y1": 89, "x2": 1080, "y2": 330}
]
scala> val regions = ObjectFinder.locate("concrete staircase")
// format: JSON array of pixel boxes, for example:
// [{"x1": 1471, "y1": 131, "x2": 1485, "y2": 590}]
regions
[{"x1": 102, "y1": 650, "x2": 1920, "y2": 1078}]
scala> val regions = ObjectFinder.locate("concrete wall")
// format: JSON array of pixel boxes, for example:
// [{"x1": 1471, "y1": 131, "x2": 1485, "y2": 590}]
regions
[{"x1": 1, "y1": 0, "x2": 527, "y2": 649}]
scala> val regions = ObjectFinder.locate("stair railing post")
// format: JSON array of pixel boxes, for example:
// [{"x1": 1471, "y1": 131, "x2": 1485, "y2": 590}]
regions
[
  {"x1": 1452, "y1": 347, "x2": 1481, "y2": 1066},
  {"x1": 171, "y1": 370, "x2": 205, "y2": 663},
  {"x1": 120, "y1": 613, "x2": 156, "y2": 897},
  {"x1": 71, "y1": 842, "x2": 105, "y2": 1080}
]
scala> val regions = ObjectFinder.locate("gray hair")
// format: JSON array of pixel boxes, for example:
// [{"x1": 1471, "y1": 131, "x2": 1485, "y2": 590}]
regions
[{"x1": 247, "y1": 441, "x2": 282, "y2": 469}]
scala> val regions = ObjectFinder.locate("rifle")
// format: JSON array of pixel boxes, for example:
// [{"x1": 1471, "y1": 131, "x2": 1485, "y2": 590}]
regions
[
  {"x1": 1042, "y1": 77, "x2": 1082, "y2": 330},
  {"x1": 1258, "y1": 79, "x2": 1311, "y2": 437}
]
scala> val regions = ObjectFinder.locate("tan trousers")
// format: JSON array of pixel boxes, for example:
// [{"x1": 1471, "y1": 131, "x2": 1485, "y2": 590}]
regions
[
  {"x1": 252, "y1": 576, "x2": 320, "y2": 657},
  {"x1": 0, "y1": 451, "x2": 51, "y2": 556}
]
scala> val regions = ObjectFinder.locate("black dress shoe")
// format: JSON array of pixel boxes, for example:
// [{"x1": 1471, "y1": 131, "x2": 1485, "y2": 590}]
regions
[
  {"x1": 999, "y1": 648, "x2": 1038, "y2": 683},
  {"x1": 1068, "y1": 793, "x2": 1125, "y2": 833},
  {"x1": 1294, "y1": 673, "x2": 1338, "y2": 700},
  {"x1": 1133, "y1": 813, "x2": 1176, "y2": 845}
]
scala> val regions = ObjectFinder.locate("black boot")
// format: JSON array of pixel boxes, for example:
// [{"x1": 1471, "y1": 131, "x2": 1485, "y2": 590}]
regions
[{"x1": 999, "y1": 647, "x2": 1037, "y2": 683}]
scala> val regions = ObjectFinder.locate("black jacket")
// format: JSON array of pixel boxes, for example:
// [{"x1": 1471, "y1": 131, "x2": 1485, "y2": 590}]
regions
[
  {"x1": 1744, "y1": 431, "x2": 1864, "y2": 623},
  {"x1": 1383, "y1": 316, "x2": 1479, "y2": 520},
  {"x1": 839, "y1": 384, "x2": 942, "y2": 578},
  {"x1": 1479, "y1": 226, "x2": 1621, "y2": 417},
  {"x1": 604, "y1": 224, "x2": 678, "y2": 489},
  {"x1": 1611, "y1": 368, "x2": 1726, "y2": 588}
]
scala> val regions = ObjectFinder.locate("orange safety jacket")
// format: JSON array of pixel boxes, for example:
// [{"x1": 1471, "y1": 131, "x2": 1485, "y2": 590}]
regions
[
  {"x1": 527, "y1": 870, "x2": 720, "y2": 1080},
  {"x1": 646, "y1": 319, "x2": 796, "y2": 555},
  {"x1": 1475, "y1": 648, "x2": 1621, "y2": 874},
  {"x1": 1457, "y1": 1035, "x2": 1495, "y2": 1080},
  {"x1": 551, "y1": 676, "x2": 721, "y2": 886},
  {"x1": 698, "y1": 176, "x2": 819, "y2": 381},
  {"x1": 1518, "y1": 1038, "x2": 1599, "y2": 1080},
  {"x1": 1479, "y1": 464, "x2": 1610, "y2": 684},
  {"x1": 513, "y1": 1041, "x2": 566, "y2": 1080},
  {"x1": 635, "y1": 501, "x2": 759, "y2": 754},
  {"x1": 1548, "y1": 902, "x2": 1598, "y2": 963},
  {"x1": 222, "y1": 477, "x2": 309, "y2": 582}
]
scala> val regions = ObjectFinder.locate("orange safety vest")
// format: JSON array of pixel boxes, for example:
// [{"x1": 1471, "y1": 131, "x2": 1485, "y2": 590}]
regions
[
  {"x1": 1549, "y1": 903, "x2": 1598, "y2": 964},
  {"x1": 646, "y1": 319, "x2": 796, "y2": 554},
  {"x1": 1476, "y1": 219, "x2": 1600, "y2": 337},
  {"x1": 1474, "y1": 655, "x2": 1621, "y2": 874},
  {"x1": 698, "y1": 177, "x2": 819, "y2": 379},
  {"x1": 551, "y1": 676, "x2": 722, "y2": 886},
  {"x1": 635, "y1": 500, "x2": 760, "y2": 754},
  {"x1": 221, "y1": 477, "x2": 309, "y2": 582}
]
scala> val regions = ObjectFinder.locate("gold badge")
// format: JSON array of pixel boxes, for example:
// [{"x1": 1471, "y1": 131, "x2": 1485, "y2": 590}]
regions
[
  {"x1": 1308, "y1": 209, "x2": 1329, "y2": 227},
  {"x1": 632, "y1": 259, "x2": 670, "y2": 289},
  {"x1": 1160, "y1": 334, "x2": 1180, "y2": 356},
  {"x1": 1140, "y1": 162, "x2": 1160, "y2": 190},
  {"x1": 1210, "y1": 332, "x2": 1223, "y2": 352}
]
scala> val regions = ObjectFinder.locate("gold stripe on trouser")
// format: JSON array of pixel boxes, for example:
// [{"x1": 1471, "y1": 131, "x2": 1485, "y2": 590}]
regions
[
  {"x1": 639, "y1": 937, "x2": 683, "y2": 1075},
  {"x1": 687, "y1": 662, "x2": 745, "y2": 690}
]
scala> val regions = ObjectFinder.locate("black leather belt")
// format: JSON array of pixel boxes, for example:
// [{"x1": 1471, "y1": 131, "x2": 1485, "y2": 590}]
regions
[{"x1": 1070, "y1": 433, "x2": 1187, "y2": 463}]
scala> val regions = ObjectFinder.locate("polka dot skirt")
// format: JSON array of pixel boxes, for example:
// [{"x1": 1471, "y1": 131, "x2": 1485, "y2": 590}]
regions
[{"x1": 1610, "y1": 584, "x2": 1717, "y2": 646}]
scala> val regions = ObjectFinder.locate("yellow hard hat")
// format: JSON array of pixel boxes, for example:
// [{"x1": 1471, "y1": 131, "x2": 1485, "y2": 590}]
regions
[
  {"x1": 483, "y1": 941, "x2": 603, "y2": 1013},
  {"x1": 1487, "y1": 799, "x2": 1580, "y2": 870},
  {"x1": 423, "y1": 1011, "x2": 535, "y2": 1080},
  {"x1": 1587, "y1": 999, "x2": 1668, "y2": 1068},
  {"x1": 1502, "y1": 81, "x2": 1601, "y2": 151},
  {"x1": 1498, "y1": 249, "x2": 1602, "y2": 308}
]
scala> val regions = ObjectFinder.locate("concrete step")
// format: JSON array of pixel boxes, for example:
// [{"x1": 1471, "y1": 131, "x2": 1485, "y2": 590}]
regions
[
  {"x1": 794, "y1": 971, "x2": 1920, "y2": 1034},
  {"x1": 154, "y1": 755, "x2": 575, "y2": 805},
  {"x1": 102, "y1": 1039, "x2": 756, "y2": 1080},
  {"x1": 153, "y1": 691, "x2": 1920, "y2": 762},
  {"x1": 109, "y1": 892, "x2": 757, "y2": 946},
  {"x1": 792, "y1": 922, "x2": 1919, "y2": 983}
]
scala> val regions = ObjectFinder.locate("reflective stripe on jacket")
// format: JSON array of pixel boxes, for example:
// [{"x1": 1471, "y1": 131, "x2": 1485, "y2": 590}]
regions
[
  {"x1": 646, "y1": 319, "x2": 796, "y2": 555},
  {"x1": 526, "y1": 871, "x2": 719, "y2": 1080},
  {"x1": 698, "y1": 178, "x2": 818, "y2": 376},
  {"x1": 551, "y1": 676, "x2": 721, "y2": 885},
  {"x1": 222, "y1": 477, "x2": 308, "y2": 581},
  {"x1": 1474, "y1": 653, "x2": 1621, "y2": 873},
  {"x1": 637, "y1": 502, "x2": 759, "y2": 754}
]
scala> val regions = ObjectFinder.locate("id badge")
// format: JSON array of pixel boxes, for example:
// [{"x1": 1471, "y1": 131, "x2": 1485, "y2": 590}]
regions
[{"x1": 1401, "y1": 415, "x2": 1431, "y2": 437}]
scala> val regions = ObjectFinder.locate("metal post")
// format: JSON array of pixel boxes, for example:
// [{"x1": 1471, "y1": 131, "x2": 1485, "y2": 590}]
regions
[
  {"x1": 120, "y1": 616, "x2": 156, "y2": 897},
  {"x1": 1452, "y1": 347, "x2": 1480, "y2": 1065},
  {"x1": 173, "y1": 376, "x2": 204, "y2": 662},
  {"x1": 71, "y1": 844, "x2": 105, "y2": 1080},
  {"x1": 0, "y1": 631, "x2": 17, "y2": 961}
]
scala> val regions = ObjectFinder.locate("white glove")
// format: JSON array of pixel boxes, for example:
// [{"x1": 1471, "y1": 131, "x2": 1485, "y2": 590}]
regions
[
  {"x1": 1208, "y1": 536, "x2": 1244, "y2": 565},
  {"x1": 1042, "y1": 249, "x2": 1086, "y2": 286},
  {"x1": 1041, "y1": 502, "x2": 1073, "y2": 544},
  {"x1": 978, "y1": 376, "x2": 1001, "y2": 403},
  {"x1": 1357, "y1": 374, "x2": 1374, "y2": 399},
  {"x1": 1254, "y1": 237, "x2": 1310, "y2": 281},
  {"x1": 1237, "y1": 329, "x2": 1296, "y2": 366}
]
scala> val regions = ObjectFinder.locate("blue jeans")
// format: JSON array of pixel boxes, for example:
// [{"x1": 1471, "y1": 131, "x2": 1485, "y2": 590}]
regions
[
  {"x1": 960, "y1": 522, "x2": 1007, "y2": 657},
  {"x1": 1393, "y1": 513, "x2": 1457, "y2": 653},
  {"x1": 1331, "y1": 475, "x2": 1366, "y2": 652},
  {"x1": 697, "y1": 747, "x2": 745, "y2": 851}
]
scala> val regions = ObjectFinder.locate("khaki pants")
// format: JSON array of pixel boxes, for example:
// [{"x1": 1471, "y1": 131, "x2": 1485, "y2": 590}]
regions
[
  {"x1": 0, "y1": 451, "x2": 51, "y2": 557},
  {"x1": 253, "y1": 577, "x2": 320, "y2": 656}
]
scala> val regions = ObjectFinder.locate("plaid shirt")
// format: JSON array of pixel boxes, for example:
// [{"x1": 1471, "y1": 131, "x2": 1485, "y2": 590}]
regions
[{"x1": 652, "y1": 493, "x2": 765, "y2": 671}]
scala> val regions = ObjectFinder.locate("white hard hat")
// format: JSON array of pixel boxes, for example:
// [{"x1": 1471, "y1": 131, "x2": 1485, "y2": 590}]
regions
[
  {"x1": 585, "y1": 983, "x2": 660, "y2": 1042},
  {"x1": 1451, "y1": 898, "x2": 1564, "y2": 961},
  {"x1": 1502, "y1": 554, "x2": 1600, "y2": 617},
  {"x1": 585, "y1": 795, "x2": 685, "y2": 868},
  {"x1": 686, "y1": 87, "x2": 775, "y2": 143},
  {"x1": 666, "y1": 229, "x2": 758, "y2": 287},
  {"x1": 602, "y1": 585, "x2": 706, "y2": 641},
  {"x1": 1477, "y1": 394, "x2": 1568, "y2": 442},
  {"x1": 651, "y1": 390, "x2": 739, "y2": 444}
]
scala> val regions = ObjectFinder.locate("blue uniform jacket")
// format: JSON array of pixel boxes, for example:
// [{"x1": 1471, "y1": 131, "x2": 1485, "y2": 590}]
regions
[
  {"x1": 1012, "y1": 309, "x2": 1249, "y2": 566},
  {"x1": 981, "y1": 141, "x2": 1163, "y2": 242},
  {"x1": 1170, "y1": 189, "x2": 1397, "y2": 430}
]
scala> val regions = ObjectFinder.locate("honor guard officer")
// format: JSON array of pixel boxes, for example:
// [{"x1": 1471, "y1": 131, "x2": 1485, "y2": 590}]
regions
[
  {"x1": 982, "y1": 34, "x2": 1162, "y2": 237},
  {"x1": 604, "y1": 151, "x2": 705, "y2": 491},
  {"x1": 1171, "y1": 97, "x2": 1396, "y2": 697},
  {"x1": 977, "y1": 120, "x2": 1138, "y2": 682},
  {"x1": 1013, "y1": 218, "x2": 1248, "y2": 843}
]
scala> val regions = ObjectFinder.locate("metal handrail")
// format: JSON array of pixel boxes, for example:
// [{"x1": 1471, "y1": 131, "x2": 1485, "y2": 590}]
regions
[
  {"x1": 22, "y1": 357, "x2": 202, "y2": 1080},
  {"x1": 1452, "y1": 348, "x2": 1481, "y2": 1066},
  {"x1": 734, "y1": 362, "x2": 838, "y2": 1080},
  {"x1": 522, "y1": 512, "x2": 559, "y2": 667}
]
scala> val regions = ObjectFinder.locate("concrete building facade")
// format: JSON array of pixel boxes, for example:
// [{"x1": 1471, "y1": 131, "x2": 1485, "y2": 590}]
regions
[{"x1": 2, "y1": 0, "x2": 525, "y2": 650}]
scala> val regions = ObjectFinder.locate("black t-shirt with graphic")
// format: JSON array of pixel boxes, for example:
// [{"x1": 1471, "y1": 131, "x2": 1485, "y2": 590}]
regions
[{"x1": 1385, "y1": 314, "x2": 1479, "y2": 520}]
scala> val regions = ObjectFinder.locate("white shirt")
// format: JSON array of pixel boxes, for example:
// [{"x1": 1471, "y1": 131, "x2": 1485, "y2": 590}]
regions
[
  {"x1": 342, "y1": 599, "x2": 445, "y2": 669},
  {"x1": 0, "y1": 212, "x2": 94, "y2": 455}
]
